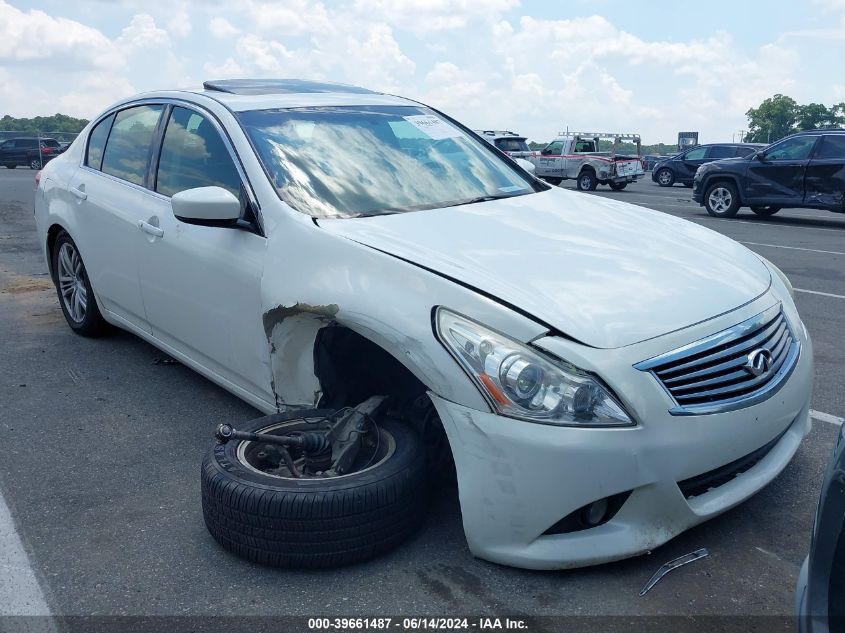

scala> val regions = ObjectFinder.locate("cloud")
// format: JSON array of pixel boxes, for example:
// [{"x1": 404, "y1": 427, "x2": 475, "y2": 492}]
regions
[
  {"x1": 0, "y1": 0, "x2": 120, "y2": 69},
  {"x1": 353, "y1": 0, "x2": 520, "y2": 33},
  {"x1": 208, "y1": 16, "x2": 240, "y2": 38}
]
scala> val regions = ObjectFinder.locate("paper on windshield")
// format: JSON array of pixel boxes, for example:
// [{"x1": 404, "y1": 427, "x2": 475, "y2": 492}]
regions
[{"x1": 402, "y1": 115, "x2": 463, "y2": 140}]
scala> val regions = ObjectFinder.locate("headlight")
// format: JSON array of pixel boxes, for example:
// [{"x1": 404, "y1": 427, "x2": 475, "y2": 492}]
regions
[
  {"x1": 435, "y1": 308, "x2": 634, "y2": 427},
  {"x1": 759, "y1": 256, "x2": 794, "y2": 299}
]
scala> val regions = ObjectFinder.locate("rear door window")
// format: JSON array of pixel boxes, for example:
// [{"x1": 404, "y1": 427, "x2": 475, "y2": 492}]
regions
[
  {"x1": 154, "y1": 106, "x2": 242, "y2": 198},
  {"x1": 707, "y1": 145, "x2": 734, "y2": 159},
  {"x1": 815, "y1": 135, "x2": 845, "y2": 159},
  {"x1": 101, "y1": 105, "x2": 164, "y2": 186},
  {"x1": 86, "y1": 114, "x2": 114, "y2": 171}
]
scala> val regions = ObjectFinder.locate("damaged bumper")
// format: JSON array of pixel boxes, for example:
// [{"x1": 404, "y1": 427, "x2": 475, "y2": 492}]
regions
[{"x1": 430, "y1": 314, "x2": 813, "y2": 570}]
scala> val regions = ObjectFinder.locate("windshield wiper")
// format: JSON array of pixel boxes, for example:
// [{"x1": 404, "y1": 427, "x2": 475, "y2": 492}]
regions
[{"x1": 443, "y1": 193, "x2": 515, "y2": 208}]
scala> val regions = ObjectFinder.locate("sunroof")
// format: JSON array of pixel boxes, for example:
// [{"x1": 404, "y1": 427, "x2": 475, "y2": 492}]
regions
[{"x1": 202, "y1": 79, "x2": 375, "y2": 96}]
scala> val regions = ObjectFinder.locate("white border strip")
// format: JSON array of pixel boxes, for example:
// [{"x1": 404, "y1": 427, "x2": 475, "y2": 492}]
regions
[
  {"x1": 0, "y1": 491, "x2": 51, "y2": 616},
  {"x1": 811, "y1": 410, "x2": 844, "y2": 426},
  {"x1": 795, "y1": 288, "x2": 845, "y2": 300},
  {"x1": 741, "y1": 242, "x2": 845, "y2": 257}
]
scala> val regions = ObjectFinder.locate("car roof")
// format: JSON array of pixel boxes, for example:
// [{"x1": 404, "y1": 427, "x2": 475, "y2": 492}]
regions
[
  {"x1": 196, "y1": 78, "x2": 417, "y2": 112},
  {"x1": 792, "y1": 128, "x2": 845, "y2": 136}
]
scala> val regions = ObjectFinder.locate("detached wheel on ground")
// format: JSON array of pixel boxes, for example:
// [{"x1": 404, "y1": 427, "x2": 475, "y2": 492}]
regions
[
  {"x1": 655, "y1": 168, "x2": 674, "y2": 187},
  {"x1": 609, "y1": 181, "x2": 627, "y2": 191},
  {"x1": 750, "y1": 205, "x2": 781, "y2": 217},
  {"x1": 577, "y1": 170, "x2": 597, "y2": 191},
  {"x1": 201, "y1": 407, "x2": 429, "y2": 569},
  {"x1": 704, "y1": 181, "x2": 741, "y2": 217},
  {"x1": 52, "y1": 230, "x2": 108, "y2": 337}
]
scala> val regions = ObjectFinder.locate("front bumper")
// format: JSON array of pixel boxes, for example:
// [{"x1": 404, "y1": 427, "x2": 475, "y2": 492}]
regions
[
  {"x1": 431, "y1": 300, "x2": 813, "y2": 570},
  {"x1": 692, "y1": 179, "x2": 704, "y2": 204}
]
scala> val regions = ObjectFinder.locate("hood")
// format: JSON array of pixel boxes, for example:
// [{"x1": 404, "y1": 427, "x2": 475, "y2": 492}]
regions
[{"x1": 318, "y1": 189, "x2": 771, "y2": 348}]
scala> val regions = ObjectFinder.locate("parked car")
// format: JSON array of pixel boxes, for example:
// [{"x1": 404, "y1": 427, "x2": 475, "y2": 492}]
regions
[
  {"x1": 652, "y1": 143, "x2": 765, "y2": 187},
  {"x1": 474, "y1": 129, "x2": 533, "y2": 160},
  {"x1": 795, "y1": 420, "x2": 844, "y2": 632},
  {"x1": 0, "y1": 137, "x2": 63, "y2": 169},
  {"x1": 529, "y1": 132, "x2": 645, "y2": 190},
  {"x1": 34, "y1": 79, "x2": 812, "y2": 571},
  {"x1": 693, "y1": 130, "x2": 845, "y2": 217}
]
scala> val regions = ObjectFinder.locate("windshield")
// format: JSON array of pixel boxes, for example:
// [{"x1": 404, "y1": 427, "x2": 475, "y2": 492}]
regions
[
  {"x1": 495, "y1": 138, "x2": 529, "y2": 152},
  {"x1": 238, "y1": 105, "x2": 537, "y2": 218}
]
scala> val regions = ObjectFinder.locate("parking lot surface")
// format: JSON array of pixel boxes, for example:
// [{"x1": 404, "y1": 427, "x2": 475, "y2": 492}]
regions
[{"x1": 1, "y1": 168, "x2": 843, "y2": 621}]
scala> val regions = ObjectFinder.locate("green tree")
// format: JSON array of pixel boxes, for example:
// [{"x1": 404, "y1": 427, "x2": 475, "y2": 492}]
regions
[
  {"x1": 745, "y1": 94, "x2": 798, "y2": 143},
  {"x1": 0, "y1": 114, "x2": 89, "y2": 140},
  {"x1": 795, "y1": 103, "x2": 841, "y2": 130}
]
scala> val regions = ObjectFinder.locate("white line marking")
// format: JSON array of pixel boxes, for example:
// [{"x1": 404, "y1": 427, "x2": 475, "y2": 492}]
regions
[
  {"x1": 0, "y1": 488, "x2": 52, "y2": 616},
  {"x1": 811, "y1": 410, "x2": 845, "y2": 426},
  {"x1": 697, "y1": 217, "x2": 845, "y2": 233},
  {"x1": 795, "y1": 288, "x2": 845, "y2": 300},
  {"x1": 740, "y1": 241, "x2": 845, "y2": 256}
]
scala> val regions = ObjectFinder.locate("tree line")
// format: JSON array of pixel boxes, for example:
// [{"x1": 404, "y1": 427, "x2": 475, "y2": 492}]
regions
[{"x1": 0, "y1": 113, "x2": 89, "y2": 136}]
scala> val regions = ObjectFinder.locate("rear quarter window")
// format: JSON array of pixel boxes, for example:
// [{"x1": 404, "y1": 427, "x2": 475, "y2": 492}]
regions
[{"x1": 86, "y1": 114, "x2": 114, "y2": 171}]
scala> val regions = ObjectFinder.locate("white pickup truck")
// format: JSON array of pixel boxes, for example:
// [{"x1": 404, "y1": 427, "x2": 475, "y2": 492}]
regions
[{"x1": 529, "y1": 132, "x2": 644, "y2": 191}]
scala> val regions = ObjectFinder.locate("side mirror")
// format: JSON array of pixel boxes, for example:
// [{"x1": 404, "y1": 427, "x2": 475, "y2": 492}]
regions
[
  {"x1": 515, "y1": 158, "x2": 535, "y2": 174},
  {"x1": 753, "y1": 151, "x2": 767, "y2": 162},
  {"x1": 540, "y1": 148, "x2": 551, "y2": 155},
  {"x1": 171, "y1": 186, "x2": 241, "y2": 223}
]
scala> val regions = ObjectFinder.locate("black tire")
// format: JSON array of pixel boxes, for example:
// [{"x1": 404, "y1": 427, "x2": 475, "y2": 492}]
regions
[
  {"x1": 655, "y1": 168, "x2": 674, "y2": 187},
  {"x1": 201, "y1": 412, "x2": 429, "y2": 569},
  {"x1": 576, "y1": 170, "x2": 597, "y2": 191},
  {"x1": 543, "y1": 177, "x2": 562, "y2": 186},
  {"x1": 682, "y1": 182, "x2": 693, "y2": 188},
  {"x1": 750, "y1": 205, "x2": 781, "y2": 217},
  {"x1": 5, "y1": 164, "x2": 16, "y2": 169},
  {"x1": 29, "y1": 158, "x2": 41, "y2": 170},
  {"x1": 704, "y1": 181, "x2": 741, "y2": 218},
  {"x1": 609, "y1": 181, "x2": 627, "y2": 191},
  {"x1": 52, "y1": 231, "x2": 108, "y2": 337}
]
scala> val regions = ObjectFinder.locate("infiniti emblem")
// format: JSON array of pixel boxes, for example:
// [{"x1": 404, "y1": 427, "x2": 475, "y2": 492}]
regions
[{"x1": 745, "y1": 348, "x2": 773, "y2": 377}]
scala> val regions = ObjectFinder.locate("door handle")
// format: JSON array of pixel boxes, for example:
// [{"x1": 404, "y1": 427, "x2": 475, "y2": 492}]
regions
[
  {"x1": 137, "y1": 220, "x2": 164, "y2": 238},
  {"x1": 70, "y1": 186, "x2": 87, "y2": 200}
]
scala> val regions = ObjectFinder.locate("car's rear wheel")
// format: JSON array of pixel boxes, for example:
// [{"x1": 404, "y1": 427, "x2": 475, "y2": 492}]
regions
[
  {"x1": 5, "y1": 164, "x2": 16, "y2": 169},
  {"x1": 704, "y1": 181, "x2": 740, "y2": 217},
  {"x1": 52, "y1": 231, "x2": 108, "y2": 337},
  {"x1": 609, "y1": 181, "x2": 627, "y2": 191},
  {"x1": 201, "y1": 411, "x2": 429, "y2": 569},
  {"x1": 543, "y1": 177, "x2": 562, "y2": 186},
  {"x1": 656, "y1": 168, "x2": 674, "y2": 187},
  {"x1": 577, "y1": 171, "x2": 597, "y2": 191},
  {"x1": 29, "y1": 158, "x2": 41, "y2": 170},
  {"x1": 750, "y1": 205, "x2": 781, "y2": 217}
]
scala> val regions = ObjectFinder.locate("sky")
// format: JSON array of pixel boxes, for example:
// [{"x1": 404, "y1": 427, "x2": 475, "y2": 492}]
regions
[{"x1": 1, "y1": 0, "x2": 844, "y2": 144}]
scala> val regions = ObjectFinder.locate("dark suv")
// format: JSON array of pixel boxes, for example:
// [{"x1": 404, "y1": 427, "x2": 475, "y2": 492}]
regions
[
  {"x1": 0, "y1": 137, "x2": 62, "y2": 170},
  {"x1": 652, "y1": 143, "x2": 765, "y2": 187},
  {"x1": 693, "y1": 130, "x2": 845, "y2": 218}
]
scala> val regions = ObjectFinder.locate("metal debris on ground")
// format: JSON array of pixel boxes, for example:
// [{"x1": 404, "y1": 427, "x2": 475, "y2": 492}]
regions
[
  {"x1": 151, "y1": 357, "x2": 180, "y2": 366},
  {"x1": 639, "y1": 548, "x2": 709, "y2": 596}
]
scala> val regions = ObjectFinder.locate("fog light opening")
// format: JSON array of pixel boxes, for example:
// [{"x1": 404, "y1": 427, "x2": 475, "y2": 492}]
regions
[{"x1": 581, "y1": 498, "x2": 610, "y2": 527}]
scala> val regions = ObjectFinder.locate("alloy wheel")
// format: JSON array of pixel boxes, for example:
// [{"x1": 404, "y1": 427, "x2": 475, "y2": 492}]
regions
[
  {"x1": 57, "y1": 242, "x2": 88, "y2": 323},
  {"x1": 708, "y1": 187, "x2": 733, "y2": 214}
]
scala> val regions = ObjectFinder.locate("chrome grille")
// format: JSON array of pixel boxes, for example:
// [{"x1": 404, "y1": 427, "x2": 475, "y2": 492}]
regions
[{"x1": 635, "y1": 304, "x2": 800, "y2": 415}]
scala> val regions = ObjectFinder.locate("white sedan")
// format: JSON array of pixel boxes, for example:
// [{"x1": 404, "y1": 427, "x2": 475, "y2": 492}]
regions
[{"x1": 34, "y1": 79, "x2": 813, "y2": 570}]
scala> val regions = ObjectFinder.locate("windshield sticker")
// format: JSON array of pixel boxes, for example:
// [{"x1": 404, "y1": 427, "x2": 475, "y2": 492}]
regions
[{"x1": 402, "y1": 115, "x2": 463, "y2": 140}]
